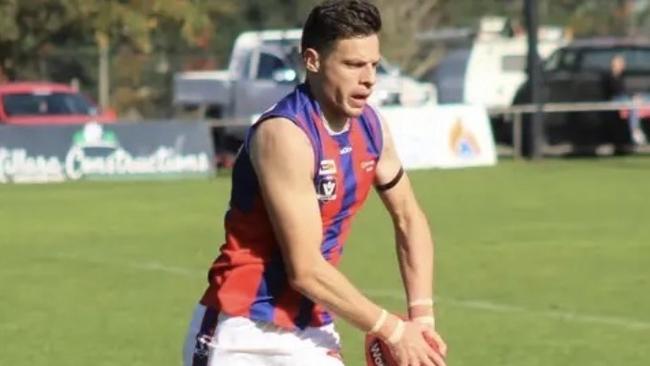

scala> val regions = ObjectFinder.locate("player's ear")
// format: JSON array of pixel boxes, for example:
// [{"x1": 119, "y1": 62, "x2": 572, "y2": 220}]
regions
[{"x1": 303, "y1": 48, "x2": 320, "y2": 73}]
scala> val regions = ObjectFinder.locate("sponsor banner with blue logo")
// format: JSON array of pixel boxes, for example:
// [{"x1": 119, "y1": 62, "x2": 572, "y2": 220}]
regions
[
  {"x1": 379, "y1": 104, "x2": 497, "y2": 169},
  {"x1": 0, "y1": 121, "x2": 215, "y2": 183}
]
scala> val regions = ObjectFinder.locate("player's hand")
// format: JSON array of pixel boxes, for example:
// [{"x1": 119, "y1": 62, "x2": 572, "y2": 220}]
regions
[
  {"x1": 411, "y1": 316, "x2": 447, "y2": 359},
  {"x1": 421, "y1": 326, "x2": 447, "y2": 359},
  {"x1": 387, "y1": 321, "x2": 446, "y2": 366}
]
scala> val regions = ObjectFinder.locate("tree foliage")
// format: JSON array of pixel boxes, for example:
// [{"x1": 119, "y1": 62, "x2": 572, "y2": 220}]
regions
[
  {"x1": 0, "y1": 0, "x2": 238, "y2": 75},
  {"x1": 0, "y1": 0, "x2": 238, "y2": 114}
]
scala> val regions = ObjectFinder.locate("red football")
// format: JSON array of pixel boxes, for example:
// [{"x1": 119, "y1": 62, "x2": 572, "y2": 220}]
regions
[
  {"x1": 365, "y1": 333, "x2": 398, "y2": 366},
  {"x1": 364, "y1": 330, "x2": 443, "y2": 366}
]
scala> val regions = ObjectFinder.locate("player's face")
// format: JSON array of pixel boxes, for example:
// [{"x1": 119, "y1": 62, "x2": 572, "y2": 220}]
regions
[{"x1": 315, "y1": 35, "x2": 380, "y2": 119}]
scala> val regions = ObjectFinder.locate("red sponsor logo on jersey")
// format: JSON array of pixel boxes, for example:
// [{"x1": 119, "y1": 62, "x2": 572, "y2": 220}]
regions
[{"x1": 361, "y1": 160, "x2": 375, "y2": 172}]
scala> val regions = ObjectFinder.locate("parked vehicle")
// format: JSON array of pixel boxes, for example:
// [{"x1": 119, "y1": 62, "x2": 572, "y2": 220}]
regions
[
  {"x1": 430, "y1": 17, "x2": 565, "y2": 108},
  {"x1": 512, "y1": 38, "x2": 650, "y2": 153},
  {"x1": 173, "y1": 29, "x2": 436, "y2": 143},
  {"x1": 0, "y1": 82, "x2": 116, "y2": 125}
]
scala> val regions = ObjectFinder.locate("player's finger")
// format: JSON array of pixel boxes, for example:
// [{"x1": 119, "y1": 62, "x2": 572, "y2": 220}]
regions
[
  {"x1": 422, "y1": 329, "x2": 447, "y2": 357},
  {"x1": 402, "y1": 347, "x2": 415, "y2": 366},
  {"x1": 432, "y1": 334, "x2": 447, "y2": 358},
  {"x1": 418, "y1": 352, "x2": 434, "y2": 366},
  {"x1": 428, "y1": 349, "x2": 447, "y2": 366},
  {"x1": 422, "y1": 339, "x2": 443, "y2": 366},
  {"x1": 413, "y1": 341, "x2": 438, "y2": 366},
  {"x1": 410, "y1": 353, "x2": 426, "y2": 366},
  {"x1": 397, "y1": 348, "x2": 409, "y2": 366}
]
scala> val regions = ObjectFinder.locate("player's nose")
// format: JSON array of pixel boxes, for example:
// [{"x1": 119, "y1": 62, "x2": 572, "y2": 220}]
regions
[{"x1": 360, "y1": 64, "x2": 376, "y2": 88}]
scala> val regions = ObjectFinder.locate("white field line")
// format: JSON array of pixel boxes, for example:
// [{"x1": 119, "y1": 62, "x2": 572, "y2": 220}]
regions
[
  {"x1": 49, "y1": 253, "x2": 203, "y2": 277},
  {"x1": 364, "y1": 289, "x2": 650, "y2": 331},
  {"x1": 49, "y1": 253, "x2": 650, "y2": 331}
]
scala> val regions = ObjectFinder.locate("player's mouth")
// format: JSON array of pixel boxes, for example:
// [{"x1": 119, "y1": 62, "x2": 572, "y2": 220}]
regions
[{"x1": 350, "y1": 93, "x2": 370, "y2": 107}]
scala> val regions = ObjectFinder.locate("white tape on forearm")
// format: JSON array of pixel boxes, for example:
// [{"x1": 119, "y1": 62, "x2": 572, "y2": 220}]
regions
[
  {"x1": 387, "y1": 319, "x2": 406, "y2": 344},
  {"x1": 370, "y1": 309, "x2": 388, "y2": 334}
]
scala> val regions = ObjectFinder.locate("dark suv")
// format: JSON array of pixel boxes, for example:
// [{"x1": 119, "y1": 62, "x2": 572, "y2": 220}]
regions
[{"x1": 512, "y1": 38, "x2": 650, "y2": 152}]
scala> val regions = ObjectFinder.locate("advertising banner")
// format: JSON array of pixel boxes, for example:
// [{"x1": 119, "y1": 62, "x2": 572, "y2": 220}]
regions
[
  {"x1": 0, "y1": 121, "x2": 215, "y2": 183},
  {"x1": 379, "y1": 104, "x2": 498, "y2": 170}
]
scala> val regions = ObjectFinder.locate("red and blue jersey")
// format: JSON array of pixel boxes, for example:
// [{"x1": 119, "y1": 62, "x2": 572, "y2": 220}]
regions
[{"x1": 200, "y1": 84, "x2": 383, "y2": 330}]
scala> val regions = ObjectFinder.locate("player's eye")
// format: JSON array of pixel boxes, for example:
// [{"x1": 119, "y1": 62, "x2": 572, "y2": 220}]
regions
[{"x1": 344, "y1": 61, "x2": 365, "y2": 68}]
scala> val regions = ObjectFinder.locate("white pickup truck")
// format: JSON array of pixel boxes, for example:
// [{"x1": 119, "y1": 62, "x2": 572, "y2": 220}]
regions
[{"x1": 173, "y1": 29, "x2": 436, "y2": 142}]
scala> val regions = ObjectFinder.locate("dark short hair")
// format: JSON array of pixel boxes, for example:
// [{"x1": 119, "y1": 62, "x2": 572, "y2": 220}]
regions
[{"x1": 301, "y1": 0, "x2": 382, "y2": 55}]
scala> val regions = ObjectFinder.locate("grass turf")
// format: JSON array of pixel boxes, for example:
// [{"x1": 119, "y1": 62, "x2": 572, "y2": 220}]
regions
[{"x1": 1, "y1": 157, "x2": 649, "y2": 365}]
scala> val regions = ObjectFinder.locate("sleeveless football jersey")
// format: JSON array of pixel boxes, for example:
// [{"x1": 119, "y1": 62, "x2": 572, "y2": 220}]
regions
[{"x1": 200, "y1": 84, "x2": 383, "y2": 330}]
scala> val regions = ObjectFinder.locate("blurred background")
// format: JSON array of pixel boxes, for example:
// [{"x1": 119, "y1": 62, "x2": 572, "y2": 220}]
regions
[
  {"x1": 2, "y1": 0, "x2": 650, "y2": 160},
  {"x1": 1, "y1": 0, "x2": 648, "y2": 111},
  {"x1": 1, "y1": 2, "x2": 650, "y2": 366}
]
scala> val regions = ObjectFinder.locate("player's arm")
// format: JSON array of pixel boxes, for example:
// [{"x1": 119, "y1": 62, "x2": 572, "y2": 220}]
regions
[
  {"x1": 249, "y1": 118, "x2": 386, "y2": 332},
  {"x1": 374, "y1": 115, "x2": 447, "y2": 356}
]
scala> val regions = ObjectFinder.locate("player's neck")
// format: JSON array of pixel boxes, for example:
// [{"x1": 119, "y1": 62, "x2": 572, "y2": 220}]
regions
[
  {"x1": 306, "y1": 82, "x2": 349, "y2": 133},
  {"x1": 321, "y1": 108, "x2": 349, "y2": 134}
]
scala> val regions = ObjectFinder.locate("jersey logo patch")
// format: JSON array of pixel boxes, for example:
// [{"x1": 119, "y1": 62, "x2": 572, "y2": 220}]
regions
[
  {"x1": 361, "y1": 160, "x2": 376, "y2": 172},
  {"x1": 319, "y1": 159, "x2": 337, "y2": 175},
  {"x1": 317, "y1": 175, "x2": 337, "y2": 201}
]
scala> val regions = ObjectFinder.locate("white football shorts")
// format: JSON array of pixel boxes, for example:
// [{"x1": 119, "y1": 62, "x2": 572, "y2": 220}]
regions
[{"x1": 182, "y1": 304, "x2": 345, "y2": 366}]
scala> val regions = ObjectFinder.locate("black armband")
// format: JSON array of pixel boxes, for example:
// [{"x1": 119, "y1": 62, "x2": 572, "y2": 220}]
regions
[{"x1": 375, "y1": 167, "x2": 404, "y2": 192}]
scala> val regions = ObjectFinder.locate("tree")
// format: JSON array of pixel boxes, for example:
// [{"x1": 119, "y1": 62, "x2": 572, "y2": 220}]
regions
[
  {"x1": 374, "y1": 0, "x2": 444, "y2": 77},
  {"x1": 0, "y1": 0, "x2": 238, "y2": 115}
]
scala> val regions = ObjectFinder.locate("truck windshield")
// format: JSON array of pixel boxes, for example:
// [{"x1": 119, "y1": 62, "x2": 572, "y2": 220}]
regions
[{"x1": 3, "y1": 92, "x2": 96, "y2": 116}]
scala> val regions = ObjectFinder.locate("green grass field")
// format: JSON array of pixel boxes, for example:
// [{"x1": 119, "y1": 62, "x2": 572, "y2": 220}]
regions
[{"x1": 1, "y1": 157, "x2": 649, "y2": 365}]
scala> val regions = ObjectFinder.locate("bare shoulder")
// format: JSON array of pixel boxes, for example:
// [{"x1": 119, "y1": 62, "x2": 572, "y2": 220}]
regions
[{"x1": 250, "y1": 117, "x2": 314, "y2": 178}]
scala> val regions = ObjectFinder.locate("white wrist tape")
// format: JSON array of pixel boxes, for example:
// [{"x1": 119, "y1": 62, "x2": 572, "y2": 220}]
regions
[
  {"x1": 408, "y1": 298, "x2": 434, "y2": 307},
  {"x1": 388, "y1": 319, "x2": 406, "y2": 344},
  {"x1": 413, "y1": 315, "x2": 436, "y2": 328},
  {"x1": 370, "y1": 309, "x2": 388, "y2": 334}
]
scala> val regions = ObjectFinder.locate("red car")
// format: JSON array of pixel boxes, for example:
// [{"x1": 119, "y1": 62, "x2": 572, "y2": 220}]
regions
[{"x1": 0, "y1": 82, "x2": 116, "y2": 125}]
